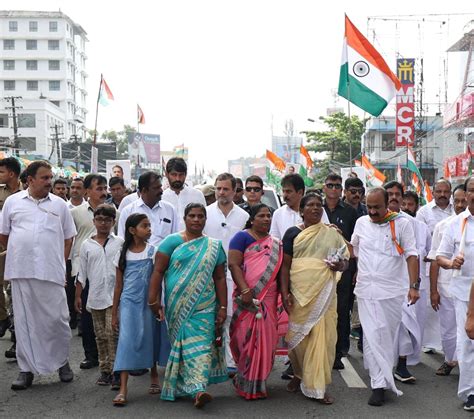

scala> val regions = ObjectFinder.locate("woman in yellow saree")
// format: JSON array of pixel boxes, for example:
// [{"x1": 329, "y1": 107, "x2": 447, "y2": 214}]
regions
[{"x1": 281, "y1": 193, "x2": 349, "y2": 404}]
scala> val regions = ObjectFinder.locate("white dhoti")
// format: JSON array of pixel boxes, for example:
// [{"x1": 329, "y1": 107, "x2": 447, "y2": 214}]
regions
[
  {"x1": 358, "y1": 296, "x2": 403, "y2": 396},
  {"x1": 438, "y1": 288, "x2": 457, "y2": 363},
  {"x1": 11, "y1": 278, "x2": 71, "y2": 375},
  {"x1": 453, "y1": 297, "x2": 474, "y2": 402},
  {"x1": 397, "y1": 294, "x2": 422, "y2": 365},
  {"x1": 422, "y1": 298, "x2": 442, "y2": 351}
]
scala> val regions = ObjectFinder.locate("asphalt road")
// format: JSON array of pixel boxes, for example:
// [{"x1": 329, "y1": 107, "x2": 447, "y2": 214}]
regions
[{"x1": 0, "y1": 332, "x2": 473, "y2": 418}]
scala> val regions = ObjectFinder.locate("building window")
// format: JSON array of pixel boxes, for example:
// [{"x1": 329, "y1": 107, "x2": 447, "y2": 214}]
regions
[
  {"x1": 26, "y1": 60, "x2": 38, "y2": 70},
  {"x1": 29, "y1": 21, "x2": 38, "y2": 32},
  {"x1": 48, "y1": 40, "x2": 60, "y2": 50},
  {"x1": 0, "y1": 114, "x2": 8, "y2": 128},
  {"x1": 27, "y1": 81, "x2": 39, "y2": 91},
  {"x1": 49, "y1": 60, "x2": 60, "y2": 70},
  {"x1": 4, "y1": 81, "x2": 15, "y2": 91},
  {"x1": 49, "y1": 21, "x2": 58, "y2": 32},
  {"x1": 3, "y1": 40, "x2": 15, "y2": 50},
  {"x1": 18, "y1": 137, "x2": 36, "y2": 151},
  {"x1": 9, "y1": 21, "x2": 18, "y2": 32},
  {"x1": 381, "y1": 133, "x2": 396, "y2": 151},
  {"x1": 49, "y1": 80, "x2": 61, "y2": 91},
  {"x1": 3, "y1": 60, "x2": 15, "y2": 70},
  {"x1": 18, "y1": 114, "x2": 36, "y2": 128},
  {"x1": 26, "y1": 40, "x2": 37, "y2": 50}
]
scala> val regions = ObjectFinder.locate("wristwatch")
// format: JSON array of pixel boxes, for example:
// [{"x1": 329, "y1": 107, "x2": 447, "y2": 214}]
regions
[{"x1": 410, "y1": 280, "x2": 420, "y2": 290}]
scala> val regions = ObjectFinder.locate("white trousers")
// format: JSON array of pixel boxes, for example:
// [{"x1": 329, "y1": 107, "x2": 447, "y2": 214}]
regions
[
  {"x1": 438, "y1": 289, "x2": 457, "y2": 363},
  {"x1": 358, "y1": 296, "x2": 404, "y2": 395},
  {"x1": 12, "y1": 278, "x2": 71, "y2": 375},
  {"x1": 453, "y1": 298, "x2": 474, "y2": 402}
]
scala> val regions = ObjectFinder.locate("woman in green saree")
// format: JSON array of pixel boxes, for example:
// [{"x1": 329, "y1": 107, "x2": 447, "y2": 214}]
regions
[{"x1": 148, "y1": 203, "x2": 228, "y2": 408}]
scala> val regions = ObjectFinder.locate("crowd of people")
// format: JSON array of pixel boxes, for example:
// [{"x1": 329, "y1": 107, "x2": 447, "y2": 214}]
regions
[{"x1": 0, "y1": 155, "x2": 473, "y2": 411}]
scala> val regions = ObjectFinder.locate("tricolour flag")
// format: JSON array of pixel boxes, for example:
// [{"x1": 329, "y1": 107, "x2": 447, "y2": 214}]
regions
[
  {"x1": 299, "y1": 145, "x2": 314, "y2": 187},
  {"x1": 411, "y1": 173, "x2": 422, "y2": 195},
  {"x1": 338, "y1": 15, "x2": 401, "y2": 117},
  {"x1": 358, "y1": 155, "x2": 386, "y2": 187},
  {"x1": 99, "y1": 76, "x2": 114, "y2": 106},
  {"x1": 137, "y1": 104, "x2": 145, "y2": 124},
  {"x1": 407, "y1": 147, "x2": 423, "y2": 181},
  {"x1": 266, "y1": 150, "x2": 286, "y2": 192},
  {"x1": 424, "y1": 180, "x2": 433, "y2": 203}
]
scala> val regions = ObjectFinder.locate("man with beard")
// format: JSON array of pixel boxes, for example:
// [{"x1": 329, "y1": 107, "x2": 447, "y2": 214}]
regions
[
  {"x1": 204, "y1": 172, "x2": 249, "y2": 376},
  {"x1": 437, "y1": 176, "x2": 474, "y2": 411},
  {"x1": 384, "y1": 182, "x2": 429, "y2": 384},
  {"x1": 428, "y1": 184, "x2": 467, "y2": 377},
  {"x1": 0, "y1": 161, "x2": 76, "y2": 389},
  {"x1": 162, "y1": 158, "x2": 206, "y2": 230},
  {"x1": 351, "y1": 187, "x2": 418, "y2": 406},
  {"x1": 52, "y1": 178, "x2": 68, "y2": 201},
  {"x1": 71, "y1": 174, "x2": 109, "y2": 370},
  {"x1": 402, "y1": 191, "x2": 419, "y2": 217},
  {"x1": 344, "y1": 177, "x2": 367, "y2": 217},
  {"x1": 233, "y1": 178, "x2": 245, "y2": 205}
]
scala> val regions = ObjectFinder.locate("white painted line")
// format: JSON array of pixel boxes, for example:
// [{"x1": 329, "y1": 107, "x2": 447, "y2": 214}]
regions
[{"x1": 339, "y1": 357, "x2": 367, "y2": 388}]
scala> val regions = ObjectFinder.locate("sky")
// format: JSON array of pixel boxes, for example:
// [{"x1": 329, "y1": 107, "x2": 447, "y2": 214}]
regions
[{"x1": 2, "y1": 1, "x2": 474, "y2": 172}]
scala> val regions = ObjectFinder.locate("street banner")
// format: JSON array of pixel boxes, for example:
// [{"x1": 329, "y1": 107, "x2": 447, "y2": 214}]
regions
[
  {"x1": 91, "y1": 146, "x2": 98, "y2": 173},
  {"x1": 396, "y1": 58, "x2": 415, "y2": 146},
  {"x1": 128, "y1": 132, "x2": 160, "y2": 166},
  {"x1": 106, "y1": 159, "x2": 132, "y2": 187}
]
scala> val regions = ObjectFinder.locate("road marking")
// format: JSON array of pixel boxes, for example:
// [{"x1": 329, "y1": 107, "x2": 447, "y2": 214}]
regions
[{"x1": 339, "y1": 358, "x2": 367, "y2": 388}]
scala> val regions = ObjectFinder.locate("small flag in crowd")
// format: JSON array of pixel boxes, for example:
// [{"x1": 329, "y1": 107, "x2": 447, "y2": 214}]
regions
[
  {"x1": 424, "y1": 180, "x2": 433, "y2": 203},
  {"x1": 299, "y1": 145, "x2": 314, "y2": 187},
  {"x1": 338, "y1": 15, "x2": 401, "y2": 116},
  {"x1": 407, "y1": 147, "x2": 423, "y2": 181},
  {"x1": 137, "y1": 104, "x2": 145, "y2": 124},
  {"x1": 356, "y1": 155, "x2": 386, "y2": 187},
  {"x1": 266, "y1": 150, "x2": 286, "y2": 193},
  {"x1": 99, "y1": 76, "x2": 114, "y2": 106}
]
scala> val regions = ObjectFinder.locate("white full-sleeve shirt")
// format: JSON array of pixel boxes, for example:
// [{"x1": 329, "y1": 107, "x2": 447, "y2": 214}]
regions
[
  {"x1": 416, "y1": 200, "x2": 454, "y2": 235},
  {"x1": 436, "y1": 209, "x2": 474, "y2": 302},
  {"x1": 0, "y1": 190, "x2": 77, "y2": 284},
  {"x1": 162, "y1": 186, "x2": 206, "y2": 230},
  {"x1": 351, "y1": 214, "x2": 417, "y2": 300}
]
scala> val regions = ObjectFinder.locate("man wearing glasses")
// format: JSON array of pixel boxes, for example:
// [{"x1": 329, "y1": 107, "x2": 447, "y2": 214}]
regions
[
  {"x1": 239, "y1": 175, "x2": 274, "y2": 215},
  {"x1": 344, "y1": 177, "x2": 367, "y2": 217},
  {"x1": 323, "y1": 173, "x2": 358, "y2": 370},
  {"x1": 233, "y1": 178, "x2": 245, "y2": 205}
]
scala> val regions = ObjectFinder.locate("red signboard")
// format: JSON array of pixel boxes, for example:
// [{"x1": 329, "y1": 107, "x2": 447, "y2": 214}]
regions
[{"x1": 396, "y1": 59, "x2": 415, "y2": 147}]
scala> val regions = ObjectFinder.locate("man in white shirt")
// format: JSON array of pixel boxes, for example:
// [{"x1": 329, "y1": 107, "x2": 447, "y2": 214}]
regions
[
  {"x1": 67, "y1": 177, "x2": 86, "y2": 209},
  {"x1": 270, "y1": 174, "x2": 329, "y2": 240},
  {"x1": 118, "y1": 171, "x2": 178, "y2": 247},
  {"x1": 204, "y1": 172, "x2": 249, "y2": 374},
  {"x1": 417, "y1": 179, "x2": 454, "y2": 353},
  {"x1": 436, "y1": 176, "x2": 474, "y2": 412},
  {"x1": 428, "y1": 184, "x2": 467, "y2": 376},
  {"x1": 416, "y1": 179, "x2": 454, "y2": 234},
  {"x1": 351, "y1": 187, "x2": 419, "y2": 407},
  {"x1": 0, "y1": 161, "x2": 76, "y2": 390},
  {"x1": 162, "y1": 157, "x2": 206, "y2": 230}
]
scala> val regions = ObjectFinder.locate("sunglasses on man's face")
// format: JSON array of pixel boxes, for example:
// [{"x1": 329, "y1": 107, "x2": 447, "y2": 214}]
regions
[
  {"x1": 325, "y1": 183, "x2": 342, "y2": 190},
  {"x1": 347, "y1": 188, "x2": 364, "y2": 195},
  {"x1": 245, "y1": 187, "x2": 262, "y2": 193},
  {"x1": 235, "y1": 187, "x2": 243, "y2": 193}
]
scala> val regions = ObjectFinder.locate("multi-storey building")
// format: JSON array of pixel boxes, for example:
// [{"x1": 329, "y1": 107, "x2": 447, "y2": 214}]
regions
[{"x1": 0, "y1": 10, "x2": 87, "y2": 159}]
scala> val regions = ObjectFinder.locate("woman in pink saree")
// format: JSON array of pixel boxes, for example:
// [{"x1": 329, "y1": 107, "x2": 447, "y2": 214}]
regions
[{"x1": 228, "y1": 204, "x2": 283, "y2": 400}]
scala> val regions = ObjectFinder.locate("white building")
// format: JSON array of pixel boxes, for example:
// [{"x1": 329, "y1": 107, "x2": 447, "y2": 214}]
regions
[{"x1": 0, "y1": 10, "x2": 88, "y2": 159}]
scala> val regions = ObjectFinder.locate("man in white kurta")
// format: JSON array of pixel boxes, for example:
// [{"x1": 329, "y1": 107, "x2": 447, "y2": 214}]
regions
[
  {"x1": 204, "y1": 173, "x2": 249, "y2": 372},
  {"x1": 0, "y1": 161, "x2": 76, "y2": 390},
  {"x1": 427, "y1": 184, "x2": 467, "y2": 376},
  {"x1": 351, "y1": 188, "x2": 419, "y2": 407},
  {"x1": 436, "y1": 177, "x2": 474, "y2": 411}
]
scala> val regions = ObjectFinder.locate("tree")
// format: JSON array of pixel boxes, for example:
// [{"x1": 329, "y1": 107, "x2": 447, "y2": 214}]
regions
[
  {"x1": 116, "y1": 125, "x2": 136, "y2": 158},
  {"x1": 304, "y1": 112, "x2": 367, "y2": 182}
]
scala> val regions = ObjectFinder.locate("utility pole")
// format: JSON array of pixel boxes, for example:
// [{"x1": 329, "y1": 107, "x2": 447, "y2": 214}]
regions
[
  {"x1": 69, "y1": 134, "x2": 81, "y2": 171},
  {"x1": 49, "y1": 124, "x2": 64, "y2": 168},
  {"x1": 3, "y1": 96, "x2": 22, "y2": 156}
]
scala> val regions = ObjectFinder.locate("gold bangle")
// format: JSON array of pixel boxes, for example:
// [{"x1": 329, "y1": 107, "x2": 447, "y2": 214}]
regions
[
  {"x1": 219, "y1": 306, "x2": 227, "y2": 310},
  {"x1": 241, "y1": 288, "x2": 251, "y2": 294},
  {"x1": 147, "y1": 301, "x2": 159, "y2": 306}
]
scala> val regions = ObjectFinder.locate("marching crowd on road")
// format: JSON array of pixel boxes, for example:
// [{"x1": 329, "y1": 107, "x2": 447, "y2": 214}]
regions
[{"x1": 0, "y1": 155, "x2": 474, "y2": 411}]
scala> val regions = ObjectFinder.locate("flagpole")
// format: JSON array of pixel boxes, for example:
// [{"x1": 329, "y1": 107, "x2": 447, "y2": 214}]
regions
[
  {"x1": 347, "y1": 77, "x2": 353, "y2": 171},
  {"x1": 93, "y1": 74, "x2": 103, "y2": 146}
]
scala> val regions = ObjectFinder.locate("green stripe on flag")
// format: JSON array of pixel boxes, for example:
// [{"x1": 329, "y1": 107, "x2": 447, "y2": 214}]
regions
[{"x1": 338, "y1": 63, "x2": 388, "y2": 117}]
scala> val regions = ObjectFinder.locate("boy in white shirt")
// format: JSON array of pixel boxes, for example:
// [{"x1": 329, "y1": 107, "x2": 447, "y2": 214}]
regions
[{"x1": 75, "y1": 204, "x2": 124, "y2": 389}]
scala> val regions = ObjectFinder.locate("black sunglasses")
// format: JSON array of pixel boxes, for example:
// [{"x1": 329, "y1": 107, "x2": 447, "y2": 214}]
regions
[
  {"x1": 245, "y1": 186, "x2": 262, "y2": 193},
  {"x1": 347, "y1": 188, "x2": 364, "y2": 195},
  {"x1": 235, "y1": 187, "x2": 243, "y2": 193},
  {"x1": 325, "y1": 183, "x2": 342, "y2": 190}
]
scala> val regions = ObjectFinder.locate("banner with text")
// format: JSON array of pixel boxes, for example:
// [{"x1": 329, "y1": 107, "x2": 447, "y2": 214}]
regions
[{"x1": 396, "y1": 58, "x2": 415, "y2": 147}]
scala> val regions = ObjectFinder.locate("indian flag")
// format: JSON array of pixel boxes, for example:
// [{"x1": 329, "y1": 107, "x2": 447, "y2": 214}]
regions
[
  {"x1": 299, "y1": 145, "x2": 314, "y2": 187},
  {"x1": 424, "y1": 180, "x2": 433, "y2": 203},
  {"x1": 356, "y1": 155, "x2": 386, "y2": 187},
  {"x1": 99, "y1": 75, "x2": 114, "y2": 106},
  {"x1": 266, "y1": 150, "x2": 286, "y2": 192},
  {"x1": 338, "y1": 15, "x2": 401, "y2": 117},
  {"x1": 407, "y1": 147, "x2": 423, "y2": 181}
]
